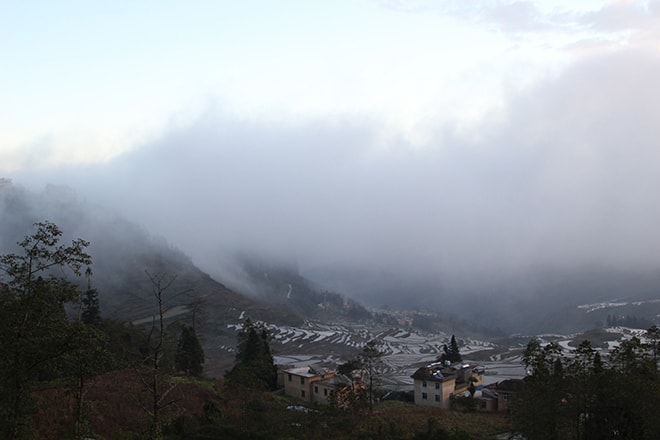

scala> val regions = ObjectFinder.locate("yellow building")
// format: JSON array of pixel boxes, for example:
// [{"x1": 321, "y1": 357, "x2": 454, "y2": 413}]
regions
[
  {"x1": 411, "y1": 362, "x2": 484, "y2": 409},
  {"x1": 411, "y1": 363, "x2": 457, "y2": 409}
]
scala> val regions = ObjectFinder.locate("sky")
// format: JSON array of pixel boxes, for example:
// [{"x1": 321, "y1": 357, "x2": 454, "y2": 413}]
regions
[
  {"x1": 4, "y1": 0, "x2": 652, "y2": 169},
  {"x1": 2, "y1": 0, "x2": 660, "y2": 304}
]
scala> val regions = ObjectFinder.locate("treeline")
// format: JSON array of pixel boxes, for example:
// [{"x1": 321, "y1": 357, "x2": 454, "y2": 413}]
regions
[
  {"x1": 411, "y1": 311, "x2": 505, "y2": 338},
  {"x1": 0, "y1": 222, "x2": 204, "y2": 440},
  {"x1": 512, "y1": 329, "x2": 660, "y2": 440},
  {"x1": 0, "y1": 221, "x2": 515, "y2": 439},
  {"x1": 605, "y1": 313, "x2": 655, "y2": 329}
]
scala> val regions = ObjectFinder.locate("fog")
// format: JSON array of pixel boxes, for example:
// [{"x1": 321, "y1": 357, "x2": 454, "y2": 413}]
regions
[{"x1": 12, "y1": 49, "x2": 660, "y2": 318}]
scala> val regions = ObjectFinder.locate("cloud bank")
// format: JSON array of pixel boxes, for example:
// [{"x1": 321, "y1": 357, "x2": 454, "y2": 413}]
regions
[{"x1": 13, "y1": 47, "x2": 660, "y2": 317}]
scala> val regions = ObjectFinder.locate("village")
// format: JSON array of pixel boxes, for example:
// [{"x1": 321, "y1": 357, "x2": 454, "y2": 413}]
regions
[{"x1": 277, "y1": 354, "x2": 525, "y2": 413}]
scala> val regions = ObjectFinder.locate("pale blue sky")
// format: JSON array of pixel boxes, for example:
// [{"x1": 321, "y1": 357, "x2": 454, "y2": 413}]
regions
[{"x1": 2, "y1": 0, "x2": 652, "y2": 171}]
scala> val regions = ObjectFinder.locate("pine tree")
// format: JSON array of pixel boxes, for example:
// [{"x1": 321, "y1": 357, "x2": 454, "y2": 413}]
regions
[
  {"x1": 174, "y1": 326, "x2": 204, "y2": 377},
  {"x1": 225, "y1": 319, "x2": 277, "y2": 390},
  {"x1": 440, "y1": 335, "x2": 462, "y2": 364},
  {"x1": 593, "y1": 351, "x2": 603, "y2": 374},
  {"x1": 360, "y1": 339, "x2": 384, "y2": 412},
  {"x1": 449, "y1": 335, "x2": 462, "y2": 363},
  {"x1": 81, "y1": 267, "x2": 101, "y2": 327}
]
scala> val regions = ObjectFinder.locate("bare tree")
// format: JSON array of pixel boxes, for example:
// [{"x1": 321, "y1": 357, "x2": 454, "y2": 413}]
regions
[{"x1": 137, "y1": 271, "x2": 189, "y2": 440}]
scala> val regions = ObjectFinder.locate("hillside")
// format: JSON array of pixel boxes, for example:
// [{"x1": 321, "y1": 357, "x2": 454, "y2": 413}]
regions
[
  {"x1": 221, "y1": 255, "x2": 372, "y2": 321},
  {"x1": 307, "y1": 262, "x2": 660, "y2": 335},
  {"x1": 32, "y1": 370, "x2": 512, "y2": 440},
  {"x1": 0, "y1": 180, "x2": 304, "y2": 374},
  {"x1": 4, "y1": 178, "x2": 659, "y2": 376}
]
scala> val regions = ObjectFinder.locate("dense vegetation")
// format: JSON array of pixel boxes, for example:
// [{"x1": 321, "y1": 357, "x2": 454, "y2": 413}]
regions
[
  {"x1": 0, "y1": 222, "x2": 203, "y2": 439},
  {"x1": 512, "y1": 332, "x2": 660, "y2": 440},
  {"x1": 224, "y1": 319, "x2": 278, "y2": 391},
  {"x1": 0, "y1": 221, "x2": 94, "y2": 439},
  {"x1": 32, "y1": 375, "x2": 511, "y2": 440},
  {"x1": 4, "y1": 220, "x2": 660, "y2": 439},
  {"x1": 0, "y1": 221, "x2": 512, "y2": 439}
]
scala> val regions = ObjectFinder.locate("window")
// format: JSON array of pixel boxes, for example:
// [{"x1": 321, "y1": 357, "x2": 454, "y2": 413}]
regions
[
  {"x1": 503, "y1": 393, "x2": 509, "y2": 401},
  {"x1": 435, "y1": 395, "x2": 440, "y2": 402},
  {"x1": 301, "y1": 390, "x2": 305, "y2": 398},
  {"x1": 324, "y1": 389, "x2": 328, "y2": 396},
  {"x1": 314, "y1": 386, "x2": 318, "y2": 394},
  {"x1": 422, "y1": 392, "x2": 428, "y2": 400},
  {"x1": 300, "y1": 377, "x2": 305, "y2": 385},
  {"x1": 288, "y1": 374, "x2": 292, "y2": 382},
  {"x1": 435, "y1": 382, "x2": 440, "y2": 390},
  {"x1": 422, "y1": 380, "x2": 427, "y2": 387}
]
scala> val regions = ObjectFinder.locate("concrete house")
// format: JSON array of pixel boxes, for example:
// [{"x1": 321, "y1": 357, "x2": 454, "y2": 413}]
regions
[
  {"x1": 411, "y1": 363, "x2": 457, "y2": 409},
  {"x1": 311, "y1": 374, "x2": 358, "y2": 406},
  {"x1": 454, "y1": 363, "x2": 485, "y2": 393},
  {"x1": 411, "y1": 362, "x2": 485, "y2": 409},
  {"x1": 495, "y1": 378, "x2": 525, "y2": 413},
  {"x1": 282, "y1": 365, "x2": 335, "y2": 402},
  {"x1": 477, "y1": 388, "x2": 499, "y2": 412}
]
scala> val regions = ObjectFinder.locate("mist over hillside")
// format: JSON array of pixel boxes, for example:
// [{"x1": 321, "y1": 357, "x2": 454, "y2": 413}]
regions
[
  {"x1": 7, "y1": 52, "x2": 660, "y2": 335},
  {"x1": 0, "y1": 180, "x2": 310, "y2": 372},
  {"x1": 4, "y1": 168, "x2": 660, "y2": 336}
]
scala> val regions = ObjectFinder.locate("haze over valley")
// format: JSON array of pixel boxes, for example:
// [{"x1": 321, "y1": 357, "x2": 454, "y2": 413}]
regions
[
  {"x1": 3, "y1": 0, "x2": 660, "y2": 360},
  {"x1": 6, "y1": 4, "x2": 660, "y2": 438}
]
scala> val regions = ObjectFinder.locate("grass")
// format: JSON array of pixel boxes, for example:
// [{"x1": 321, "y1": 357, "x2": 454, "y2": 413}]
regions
[
  {"x1": 33, "y1": 371, "x2": 512, "y2": 440},
  {"x1": 370, "y1": 401, "x2": 513, "y2": 439},
  {"x1": 272, "y1": 396, "x2": 512, "y2": 439}
]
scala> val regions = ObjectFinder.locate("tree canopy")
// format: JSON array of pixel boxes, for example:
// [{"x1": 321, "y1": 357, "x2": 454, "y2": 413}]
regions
[
  {"x1": 225, "y1": 319, "x2": 277, "y2": 391},
  {"x1": 175, "y1": 326, "x2": 204, "y2": 377},
  {"x1": 513, "y1": 335, "x2": 660, "y2": 440},
  {"x1": 440, "y1": 335, "x2": 462, "y2": 364},
  {"x1": 0, "y1": 221, "x2": 91, "y2": 439}
]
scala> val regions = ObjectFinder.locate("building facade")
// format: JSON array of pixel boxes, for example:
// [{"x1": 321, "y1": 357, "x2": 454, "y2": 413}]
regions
[
  {"x1": 411, "y1": 362, "x2": 485, "y2": 409},
  {"x1": 282, "y1": 365, "x2": 335, "y2": 403},
  {"x1": 411, "y1": 363, "x2": 457, "y2": 409}
]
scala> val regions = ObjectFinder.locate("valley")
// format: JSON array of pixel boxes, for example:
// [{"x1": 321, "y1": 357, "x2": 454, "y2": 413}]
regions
[
  {"x1": 2, "y1": 179, "x2": 660, "y2": 383},
  {"x1": 205, "y1": 303, "x2": 654, "y2": 390},
  {"x1": 3, "y1": 180, "x2": 660, "y2": 439}
]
